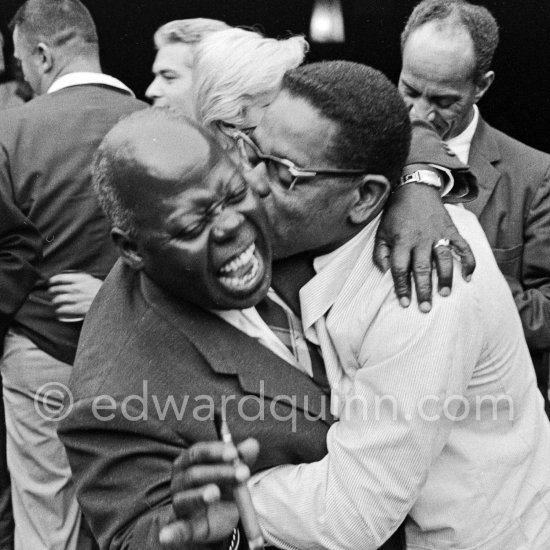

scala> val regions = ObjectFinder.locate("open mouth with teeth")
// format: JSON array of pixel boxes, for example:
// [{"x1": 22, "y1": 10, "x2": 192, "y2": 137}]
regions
[{"x1": 217, "y1": 242, "x2": 266, "y2": 294}]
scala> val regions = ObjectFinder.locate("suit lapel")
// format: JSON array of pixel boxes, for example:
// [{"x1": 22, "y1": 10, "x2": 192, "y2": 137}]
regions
[
  {"x1": 141, "y1": 275, "x2": 332, "y2": 426},
  {"x1": 465, "y1": 117, "x2": 502, "y2": 218}
]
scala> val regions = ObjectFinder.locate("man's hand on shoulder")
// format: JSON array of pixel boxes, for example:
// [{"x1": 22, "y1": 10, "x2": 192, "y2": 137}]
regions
[
  {"x1": 374, "y1": 182, "x2": 475, "y2": 313},
  {"x1": 373, "y1": 117, "x2": 477, "y2": 313},
  {"x1": 160, "y1": 439, "x2": 259, "y2": 549}
]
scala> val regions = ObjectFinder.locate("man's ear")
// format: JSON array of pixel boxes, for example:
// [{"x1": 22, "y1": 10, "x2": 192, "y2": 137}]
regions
[
  {"x1": 474, "y1": 70, "x2": 495, "y2": 103},
  {"x1": 349, "y1": 174, "x2": 391, "y2": 225},
  {"x1": 35, "y1": 42, "x2": 53, "y2": 74},
  {"x1": 111, "y1": 228, "x2": 145, "y2": 270}
]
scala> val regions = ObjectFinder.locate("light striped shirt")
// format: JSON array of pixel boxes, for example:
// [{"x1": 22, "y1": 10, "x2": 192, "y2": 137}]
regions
[{"x1": 250, "y1": 205, "x2": 550, "y2": 549}]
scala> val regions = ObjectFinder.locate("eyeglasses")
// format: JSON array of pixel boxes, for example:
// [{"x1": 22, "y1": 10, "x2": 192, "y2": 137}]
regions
[{"x1": 232, "y1": 129, "x2": 369, "y2": 191}]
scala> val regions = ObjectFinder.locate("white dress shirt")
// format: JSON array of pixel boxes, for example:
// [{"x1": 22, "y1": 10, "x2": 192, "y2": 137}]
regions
[
  {"x1": 47, "y1": 72, "x2": 134, "y2": 96},
  {"x1": 213, "y1": 288, "x2": 311, "y2": 375},
  {"x1": 446, "y1": 104, "x2": 479, "y2": 164},
  {"x1": 250, "y1": 205, "x2": 550, "y2": 549}
]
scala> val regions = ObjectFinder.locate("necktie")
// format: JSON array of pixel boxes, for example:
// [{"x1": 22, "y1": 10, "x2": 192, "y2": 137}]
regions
[{"x1": 256, "y1": 294, "x2": 330, "y2": 394}]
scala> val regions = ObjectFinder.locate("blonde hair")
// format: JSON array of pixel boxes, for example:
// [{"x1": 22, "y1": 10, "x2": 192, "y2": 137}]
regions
[
  {"x1": 192, "y1": 28, "x2": 308, "y2": 140},
  {"x1": 153, "y1": 18, "x2": 230, "y2": 48}
]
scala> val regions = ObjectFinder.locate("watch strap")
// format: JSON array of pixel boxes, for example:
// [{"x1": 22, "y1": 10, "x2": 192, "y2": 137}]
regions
[{"x1": 398, "y1": 169, "x2": 443, "y2": 189}]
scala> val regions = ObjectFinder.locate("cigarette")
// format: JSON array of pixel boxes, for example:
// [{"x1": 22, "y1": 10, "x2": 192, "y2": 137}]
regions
[{"x1": 213, "y1": 409, "x2": 265, "y2": 550}]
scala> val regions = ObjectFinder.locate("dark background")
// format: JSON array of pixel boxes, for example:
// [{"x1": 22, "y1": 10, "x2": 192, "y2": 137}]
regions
[{"x1": 2, "y1": 0, "x2": 549, "y2": 152}]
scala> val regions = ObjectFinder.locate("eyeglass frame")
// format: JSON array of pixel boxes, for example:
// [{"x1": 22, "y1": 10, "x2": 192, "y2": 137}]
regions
[{"x1": 231, "y1": 129, "x2": 370, "y2": 191}]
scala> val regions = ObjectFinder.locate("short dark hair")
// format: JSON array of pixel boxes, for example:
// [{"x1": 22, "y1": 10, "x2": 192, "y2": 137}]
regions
[
  {"x1": 10, "y1": 0, "x2": 98, "y2": 56},
  {"x1": 281, "y1": 60, "x2": 411, "y2": 187},
  {"x1": 93, "y1": 107, "x2": 213, "y2": 238},
  {"x1": 401, "y1": 0, "x2": 499, "y2": 84}
]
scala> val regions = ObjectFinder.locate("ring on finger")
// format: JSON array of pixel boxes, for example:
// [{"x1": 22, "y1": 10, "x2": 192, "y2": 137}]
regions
[{"x1": 434, "y1": 238, "x2": 450, "y2": 249}]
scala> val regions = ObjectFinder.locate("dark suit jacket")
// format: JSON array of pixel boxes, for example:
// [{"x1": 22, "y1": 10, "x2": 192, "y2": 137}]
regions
[
  {"x1": 0, "y1": 191, "x2": 41, "y2": 347},
  {"x1": 0, "y1": 83, "x2": 146, "y2": 364},
  {"x1": 465, "y1": 117, "x2": 550, "y2": 394},
  {"x1": 0, "y1": 192, "x2": 39, "y2": 547},
  {"x1": 58, "y1": 261, "x2": 332, "y2": 549}
]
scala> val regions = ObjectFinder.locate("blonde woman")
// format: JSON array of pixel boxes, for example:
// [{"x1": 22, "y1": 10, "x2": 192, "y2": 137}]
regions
[
  {"x1": 192, "y1": 28, "x2": 308, "y2": 147},
  {"x1": 146, "y1": 21, "x2": 307, "y2": 141}
]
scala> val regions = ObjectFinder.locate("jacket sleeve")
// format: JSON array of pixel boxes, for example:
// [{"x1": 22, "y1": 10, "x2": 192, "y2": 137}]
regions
[
  {"x1": 506, "y1": 166, "x2": 550, "y2": 352},
  {"x1": 0, "y1": 145, "x2": 42, "y2": 339},
  {"x1": 406, "y1": 118, "x2": 478, "y2": 204},
  {"x1": 58, "y1": 399, "x2": 230, "y2": 550}
]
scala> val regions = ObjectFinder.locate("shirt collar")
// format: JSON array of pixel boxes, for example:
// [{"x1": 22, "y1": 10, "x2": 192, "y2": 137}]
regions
[
  {"x1": 301, "y1": 215, "x2": 381, "y2": 335},
  {"x1": 446, "y1": 105, "x2": 479, "y2": 164},
  {"x1": 47, "y1": 72, "x2": 135, "y2": 96}
]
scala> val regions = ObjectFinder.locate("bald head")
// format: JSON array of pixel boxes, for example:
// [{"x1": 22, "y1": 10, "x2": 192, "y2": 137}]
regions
[
  {"x1": 93, "y1": 107, "x2": 222, "y2": 237},
  {"x1": 94, "y1": 106, "x2": 272, "y2": 310}
]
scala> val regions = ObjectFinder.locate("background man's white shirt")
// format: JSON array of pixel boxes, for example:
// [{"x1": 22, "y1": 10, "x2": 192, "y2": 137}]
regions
[{"x1": 446, "y1": 104, "x2": 479, "y2": 164}]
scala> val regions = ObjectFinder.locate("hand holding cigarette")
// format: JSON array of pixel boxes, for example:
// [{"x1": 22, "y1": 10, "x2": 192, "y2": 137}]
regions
[
  {"x1": 159, "y1": 432, "x2": 261, "y2": 549},
  {"x1": 213, "y1": 410, "x2": 265, "y2": 550}
]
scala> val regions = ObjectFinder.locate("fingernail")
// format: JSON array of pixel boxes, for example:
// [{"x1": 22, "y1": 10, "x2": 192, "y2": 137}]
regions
[
  {"x1": 439, "y1": 287, "x2": 451, "y2": 297},
  {"x1": 465, "y1": 275, "x2": 472, "y2": 282},
  {"x1": 420, "y1": 301, "x2": 431, "y2": 313},
  {"x1": 203, "y1": 484, "x2": 220, "y2": 503},
  {"x1": 399, "y1": 297, "x2": 410, "y2": 308},
  {"x1": 235, "y1": 464, "x2": 250, "y2": 482}
]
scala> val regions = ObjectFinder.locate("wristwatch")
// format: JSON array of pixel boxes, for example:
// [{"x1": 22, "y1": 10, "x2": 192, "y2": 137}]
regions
[{"x1": 398, "y1": 169, "x2": 443, "y2": 190}]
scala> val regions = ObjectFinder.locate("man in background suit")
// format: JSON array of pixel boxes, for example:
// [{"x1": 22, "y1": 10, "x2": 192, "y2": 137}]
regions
[
  {"x1": 0, "y1": 0, "x2": 144, "y2": 547},
  {"x1": 0, "y1": 195, "x2": 42, "y2": 550},
  {"x1": 398, "y1": 0, "x2": 550, "y2": 412},
  {"x1": 0, "y1": 26, "x2": 43, "y2": 550},
  {"x1": 0, "y1": 24, "x2": 41, "y2": 550}
]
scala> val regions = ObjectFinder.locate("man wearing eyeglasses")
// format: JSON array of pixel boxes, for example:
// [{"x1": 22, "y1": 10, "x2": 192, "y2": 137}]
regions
[{"x1": 165, "y1": 61, "x2": 550, "y2": 550}]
